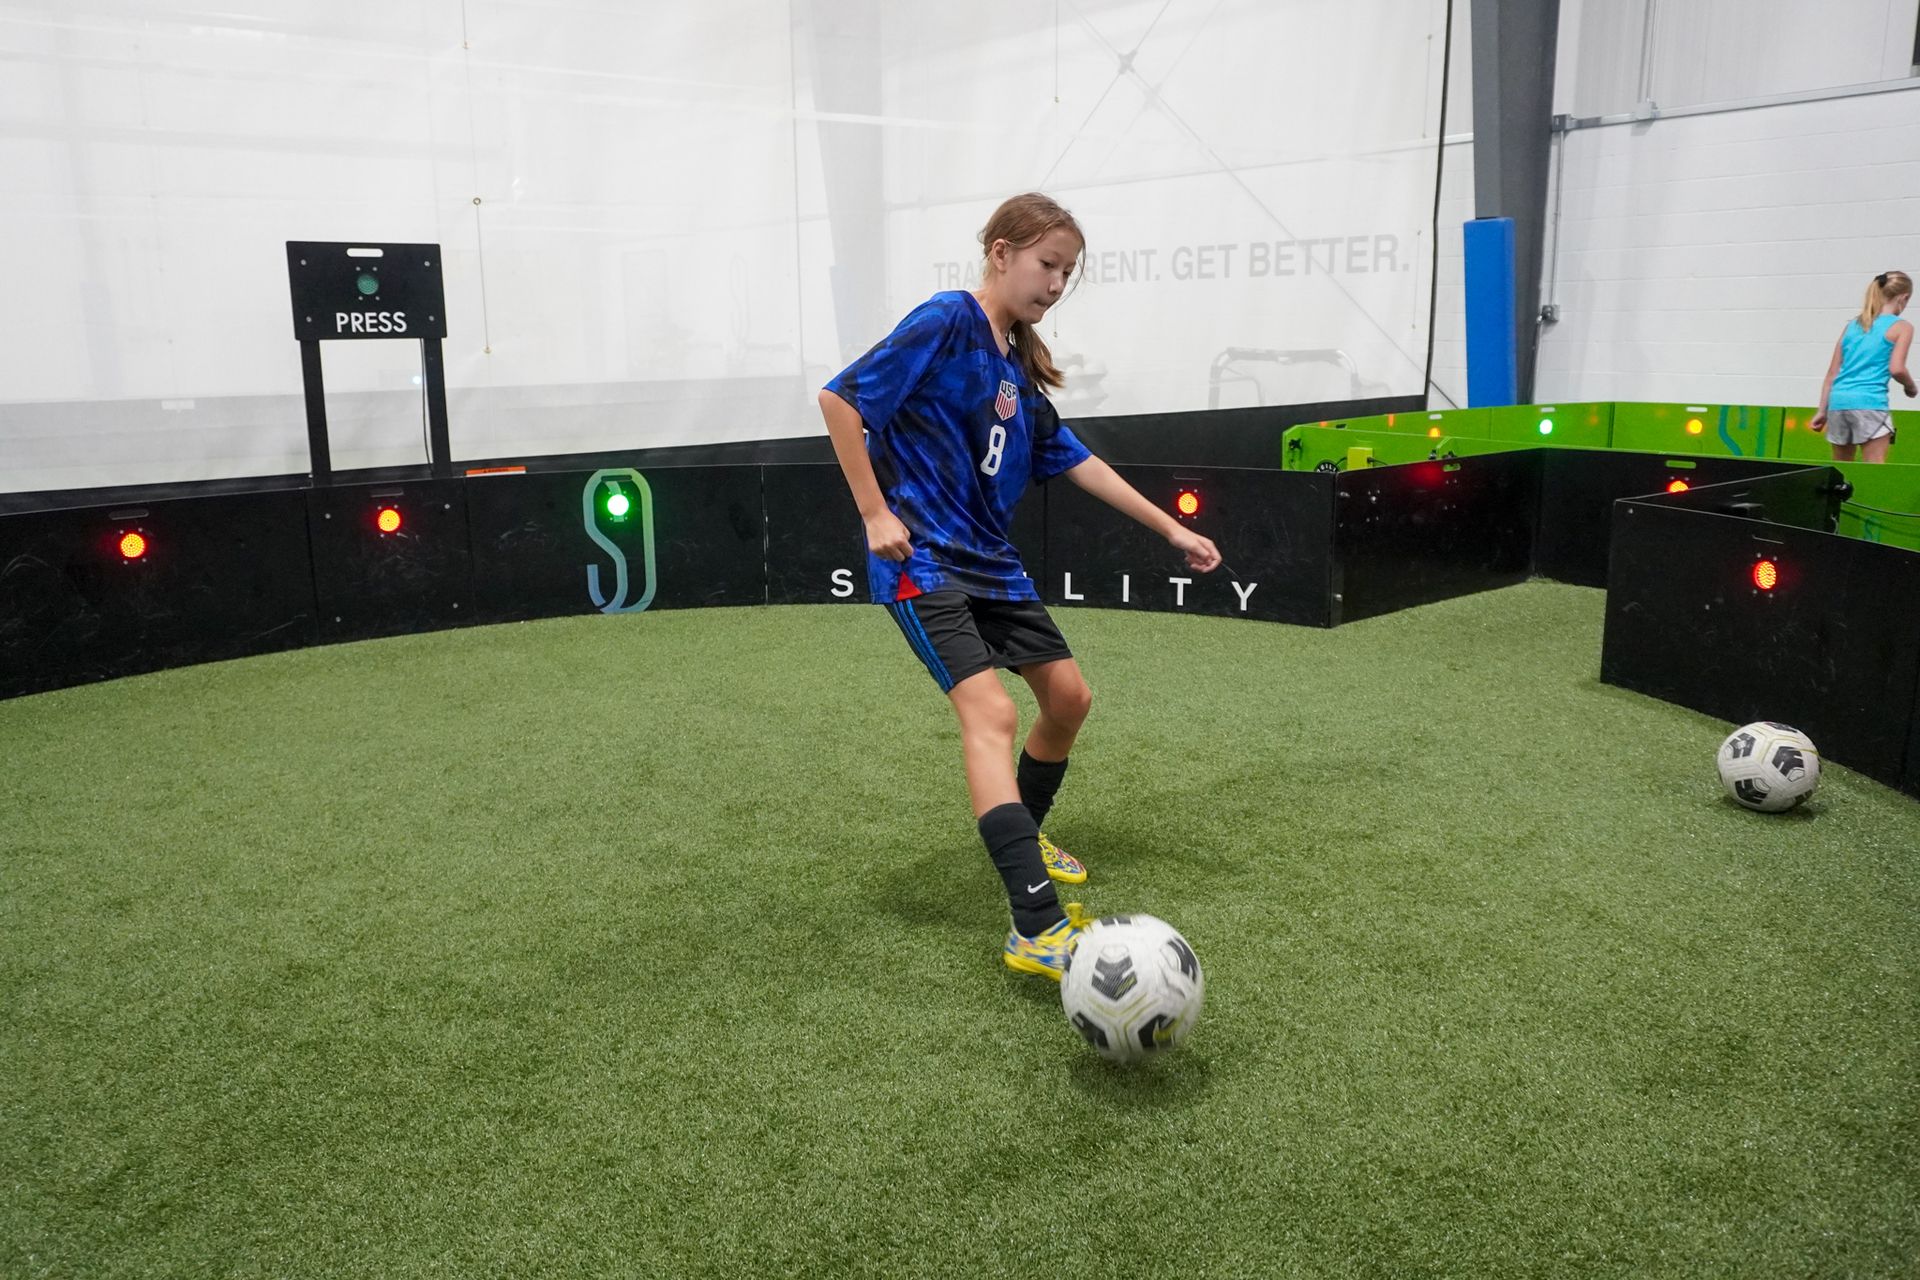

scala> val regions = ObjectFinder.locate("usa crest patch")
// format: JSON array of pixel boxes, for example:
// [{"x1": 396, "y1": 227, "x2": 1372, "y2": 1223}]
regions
[{"x1": 994, "y1": 380, "x2": 1018, "y2": 421}]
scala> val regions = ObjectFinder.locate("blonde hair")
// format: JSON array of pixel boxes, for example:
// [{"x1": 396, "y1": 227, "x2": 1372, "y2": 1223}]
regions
[
  {"x1": 1858, "y1": 271, "x2": 1912, "y2": 331},
  {"x1": 978, "y1": 193, "x2": 1084, "y2": 393}
]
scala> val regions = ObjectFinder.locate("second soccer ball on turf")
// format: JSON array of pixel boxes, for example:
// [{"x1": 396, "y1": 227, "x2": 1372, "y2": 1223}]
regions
[
  {"x1": 1717, "y1": 721, "x2": 1820, "y2": 812},
  {"x1": 1060, "y1": 914, "x2": 1205, "y2": 1064}
]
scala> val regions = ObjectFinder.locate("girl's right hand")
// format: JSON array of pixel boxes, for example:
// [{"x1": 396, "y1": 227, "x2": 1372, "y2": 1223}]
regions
[
  {"x1": 1810, "y1": 409, "x2": 1827, "y2": 430},
  {"x1": 865, "y1": 510, "x2": 913, "y2": 562}
]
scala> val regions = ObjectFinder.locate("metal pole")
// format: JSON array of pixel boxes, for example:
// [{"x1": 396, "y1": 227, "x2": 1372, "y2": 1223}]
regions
[
  {"x1": 299, "y1": 339, "x2": 332, "y2": 485},
  {"x1": 422, "y1": 338, "x2": 452, "y2": 478}
]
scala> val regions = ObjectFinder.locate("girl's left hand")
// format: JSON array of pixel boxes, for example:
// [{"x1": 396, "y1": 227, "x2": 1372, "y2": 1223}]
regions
[{"x1": 1168, "y1": 527, "x2": 1222, "y2": 573}]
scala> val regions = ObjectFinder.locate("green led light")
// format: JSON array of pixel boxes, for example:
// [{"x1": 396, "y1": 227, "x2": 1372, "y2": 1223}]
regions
[
  {"x1": 1538, "y1": 418, "x2": 1554, "y2": 435},
  {"x1": 355, "y1": 271, "x2": 379, "y2": 296},
  {"x1": 606, "y1": 492, "x2": 631, "y2": 519}
]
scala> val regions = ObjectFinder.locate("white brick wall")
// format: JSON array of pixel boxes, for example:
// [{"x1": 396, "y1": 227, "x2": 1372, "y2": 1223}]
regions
[
  {"x1": 1533, "y1": 86, "x2": 1920, "y2": 406},
  {"x1": 1557, "y1": 0, "x2": 1917, "y2": 119}
]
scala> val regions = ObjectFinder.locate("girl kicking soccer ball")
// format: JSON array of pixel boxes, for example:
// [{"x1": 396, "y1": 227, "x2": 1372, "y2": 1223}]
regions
[
  {"x1": 819, "y1": 192, "x2": 1222, "y2": 980},
  {"x1": 1812, "y1": 270, "x2": 1915, "y2": 462}
]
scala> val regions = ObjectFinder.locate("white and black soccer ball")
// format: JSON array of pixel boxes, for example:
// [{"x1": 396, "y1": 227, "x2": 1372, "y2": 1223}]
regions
[
  {"x1": 1060, "y1": 914, "x2": 1205, "y2": 1064},
  {"x1": 1717, "y1": 721, "x2": 1820, "y2": 812}
]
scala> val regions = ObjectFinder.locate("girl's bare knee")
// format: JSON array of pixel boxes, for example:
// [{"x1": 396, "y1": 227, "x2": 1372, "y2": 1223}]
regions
[
  {"x1": 1042, "y1": 680, "x2": 1091, "y2": 731},
  {"x1": 953, "y1": 679, "x2": 1018, "y2": 744}
]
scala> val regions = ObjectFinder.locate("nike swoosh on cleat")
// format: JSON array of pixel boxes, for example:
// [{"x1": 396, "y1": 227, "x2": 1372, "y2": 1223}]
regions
[{"x1": 1026, "y1": 881, "x2": 1048, "y2": 894}]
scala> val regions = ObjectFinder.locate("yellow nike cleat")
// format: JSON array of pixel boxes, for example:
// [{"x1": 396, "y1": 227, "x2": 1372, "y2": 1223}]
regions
[
  {"x1": 1037, "y1": 832, "x2": 1087, "y2": 884},
  {"x1": 1001, "y1": 902, "x2": 1094, "y2": 981}
]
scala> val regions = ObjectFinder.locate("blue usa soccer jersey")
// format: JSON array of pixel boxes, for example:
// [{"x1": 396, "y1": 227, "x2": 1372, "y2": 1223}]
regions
[{"x1": 824, "y1": 290, "x2": 1092, "y2": 603}]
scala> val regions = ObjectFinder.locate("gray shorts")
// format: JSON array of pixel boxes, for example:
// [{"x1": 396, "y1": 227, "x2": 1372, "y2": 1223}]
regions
[{"x1": 1826, "y1": 409, "x2": 1893, "y2": 445}]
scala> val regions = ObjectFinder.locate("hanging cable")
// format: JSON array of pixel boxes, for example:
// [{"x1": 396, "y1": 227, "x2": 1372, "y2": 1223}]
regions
[{"x1": 1422, "y1": 0, "x2": 1456, "y2": 409}]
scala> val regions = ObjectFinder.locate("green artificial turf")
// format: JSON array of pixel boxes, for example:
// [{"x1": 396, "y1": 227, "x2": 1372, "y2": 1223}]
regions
[{"x1": 2, "y1": 582, "x2": 1916, "y2": 1278}]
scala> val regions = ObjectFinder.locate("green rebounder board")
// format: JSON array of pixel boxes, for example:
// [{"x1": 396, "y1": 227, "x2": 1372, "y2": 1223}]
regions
[
  {"x1": 1401, "y1": 407, "x2": 1492, "y2": 438},
  {"x1": 1833, "y1": 459, "x2": 1920, "y2": 551},
  {"x1": 1280, "y1": 426, "x2": 1519, "y2": 472},
  {"x1": 1776, "y1": 407, "x2": 1920, "y2": 463},
  {"x1": 1774, "y1": 406, "x2": 1833, "y2": 462},
  {"x1": 1317, "y1": 407, "x2": 1492, "y2": 438},
  {"x1": 1609, "y1": 402, "x2": 1781, "y2": 458},
  {"x1": 1297, "y1": 400, "x2": 1913, "y2": 474},
  {"x1": 1487, "y1": 401, "x2": 1611, "y2": 448}
]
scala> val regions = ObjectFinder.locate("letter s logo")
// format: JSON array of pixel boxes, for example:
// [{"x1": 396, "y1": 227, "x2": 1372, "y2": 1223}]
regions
[{"x1": 583, "y1": 468, "x2": 657, "y2": 613}]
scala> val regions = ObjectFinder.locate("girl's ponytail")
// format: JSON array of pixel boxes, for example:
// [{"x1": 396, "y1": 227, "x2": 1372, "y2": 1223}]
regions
[
  {"x1": 1007, "y1": 320, "x2": 1065, "y2": 393},
  {"x1": 1860, "y1": 271, "x2": 1913, "y2": 331}
]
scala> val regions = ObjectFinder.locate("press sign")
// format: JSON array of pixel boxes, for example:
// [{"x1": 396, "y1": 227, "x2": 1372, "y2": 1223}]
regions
[{"x1": 286, "y1": 241, "x2": 448, "y2": 342}]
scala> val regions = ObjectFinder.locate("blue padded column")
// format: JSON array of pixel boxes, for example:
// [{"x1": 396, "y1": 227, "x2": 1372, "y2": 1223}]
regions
[{"x1": 1463, "y1": 217, "x2": 1517, "y2": 408}]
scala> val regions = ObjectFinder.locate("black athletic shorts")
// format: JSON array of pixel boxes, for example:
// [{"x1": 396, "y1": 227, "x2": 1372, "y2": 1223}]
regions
[{"x1": 883, "y1": 590, "x2": 1073, "y2": 694}]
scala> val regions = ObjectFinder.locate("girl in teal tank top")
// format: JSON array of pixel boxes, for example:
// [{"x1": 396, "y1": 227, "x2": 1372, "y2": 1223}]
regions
[{"x1": 1813, "y1": 271, "x2": 1915, "y2": 463}]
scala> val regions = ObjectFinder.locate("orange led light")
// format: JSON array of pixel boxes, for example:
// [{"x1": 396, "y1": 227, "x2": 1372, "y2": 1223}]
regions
[
  {"x1": 1685, "y1": 418, "x2": 1704, "y2": 435},
  {"x1": 118, "y1": 532, "x2": 147, "y2": 560},
  {"x1": 1428, "y1": 426, "x2": 1441, "y2": 438},
  {"x1": 1175, "y1": 491, "x2": 1201, "y2": 517},
  {"x1": 376, "y1": 507, "x2": 402, "y2": 534},
  {"x1": 1667, "y1": 479, "x2": 1690, "y2": 493},
  {"x1": 1752, "y1": 559, "x2": 1779, "y2": 590}
]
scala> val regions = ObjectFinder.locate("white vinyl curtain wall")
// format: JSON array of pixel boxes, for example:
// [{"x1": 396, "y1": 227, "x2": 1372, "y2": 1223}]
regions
[{"x1": 0, "y1": 0, "x2": 1451, "y2": 492}]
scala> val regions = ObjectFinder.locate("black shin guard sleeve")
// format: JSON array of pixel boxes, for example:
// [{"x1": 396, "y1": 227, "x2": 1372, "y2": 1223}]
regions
[
  {"x1": 1016, "y1": 751, "x2": 1070, "y2": 831},
  {"x1": 977, "y1": 801, "x2": 1063, "y2": 937}
]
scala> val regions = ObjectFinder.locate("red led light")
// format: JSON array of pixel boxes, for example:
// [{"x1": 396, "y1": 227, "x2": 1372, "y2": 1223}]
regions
[
  {"x1": 1752, "y1": 559, "x2": 1779, "y2": 591},
  {"x1": 118, "y1": 532, "x2": 147, "y2": 560},
  {"x1": 1175, "y1": 491, "x2": 1201, "y2": 518},
  {"x1": 1666, "y1": 479, "x2": 1690, "y2": 493},
  {"x1": 376, "y1": 507, "x2": 402, "y2": 534}
]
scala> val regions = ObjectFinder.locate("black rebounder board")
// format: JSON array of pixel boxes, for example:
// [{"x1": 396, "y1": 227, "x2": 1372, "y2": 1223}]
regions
[{"x1": 286, "y1": 241, "x2": 448, "y2": 342}]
